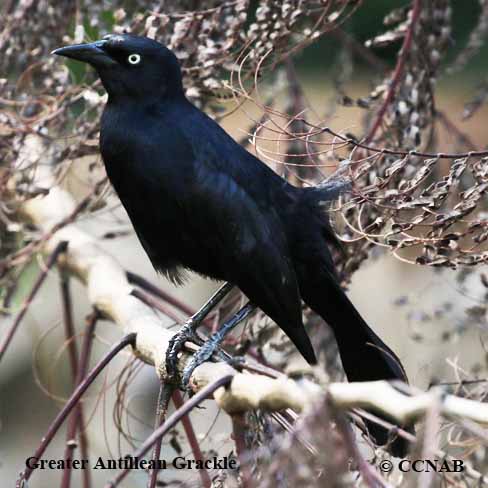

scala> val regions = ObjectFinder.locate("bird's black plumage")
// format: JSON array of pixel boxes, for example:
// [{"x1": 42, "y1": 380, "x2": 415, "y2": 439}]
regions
[{"x1": 53, "y1": 34, "x2": 410, "y2": 453}]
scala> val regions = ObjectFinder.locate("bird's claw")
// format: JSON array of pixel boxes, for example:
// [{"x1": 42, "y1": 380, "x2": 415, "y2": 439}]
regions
[
  {"x1": 224, "y1": 355, "x2": 245, "y2": 369},
  {"x1": 181, "y1": 339, "x2": 217, "y2": 389},
  {"x1": 181, "y1": 304, "x2": 255, "y2": 389},
  {"x1": 165, "y1": 321, "x2": 203, "y2": 381},
  {"x1": 181, "y1": 343, "x2": 245, "y2": 390}
]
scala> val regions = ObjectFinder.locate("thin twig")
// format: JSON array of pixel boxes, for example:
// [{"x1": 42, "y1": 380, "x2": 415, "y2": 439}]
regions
[
  {"x1": 172, "y1": 389, "x2": 212, "y2": 488},
  {"x1": 270, "y1": 411, "x2": 317, "y2": 456},
  {"x1": 127, "y1": 271, "x2": 195, "y2": 317},
  {"x1": 131, "y1": 288, "x2": 185, "y2": 323},
  {"x1": 17, "y1": 333, "x2": 136, "y2": 487},
  {"x1": 60, "y1": 282, "x2": 96, "y2": 488},
  {"x1": 364, "y1": 0, "x2": 422, "y2": 143},
  {"x1": 60, "y1": 273, "x2": 79, "y2": 380},
  {"x1": 335, "y1": 412, "x2": 390, "y2": 488},
  {"x1": 232, "y1": 413, "x2": 253, "y2": 488},
  {"x1": 435, "y1": 110, "x2": 479, "y2": 151},
  {"x1": 61, "y1": 311, "x2": 99, "y2": 488},
  {"x1": 128, "y1": 271, "x2": 232, "y2": 331},
  {"x1": 0, "y1": 240, "x2": 68, "y2": 364},
  {"x1": 332, "y1": 27, "x2": 388, "y2": 72},
  {"x1": 417, "y1": 395, "x2": 441, "y2": 488},
  {"x1": 1, "y1": 178, "x2": 106, "y2": 271},
  {"x1": 105, "y1": 375, "x2": 234, "y2": 488},
  {"x1": 305, "y1": 123, "x2": 488, "y2": 159},
  {"x1": 147, "y1": 382, "x2": 173, "y2": 488},
  {"x1": 72, "y1": 311, "x2": 99, "y2": 488}
]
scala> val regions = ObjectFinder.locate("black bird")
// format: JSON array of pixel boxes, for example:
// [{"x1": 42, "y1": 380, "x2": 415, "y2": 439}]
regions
[{"x1": 53, "y1": 34, "x2": 410, "y2": 454}]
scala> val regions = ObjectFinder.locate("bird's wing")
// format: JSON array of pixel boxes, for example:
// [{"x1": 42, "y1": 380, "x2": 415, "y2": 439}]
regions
[{"x1": 183, "y1": 143, "x2": 316, "y2": 364}]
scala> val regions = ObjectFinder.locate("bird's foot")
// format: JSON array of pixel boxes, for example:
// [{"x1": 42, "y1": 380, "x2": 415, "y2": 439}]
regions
[
  {"x1": 165, "y1": 321, "x2": 203, "y2": 381},
  {"x1": 181, "y1": 331, "x2": 231, "y2": 390},
  {"x1": 182, "y1": 349, "x2": 245, "y2": 390},
  {"x1": 181, "y1": 303, "x2": 255, "y2": 388}
]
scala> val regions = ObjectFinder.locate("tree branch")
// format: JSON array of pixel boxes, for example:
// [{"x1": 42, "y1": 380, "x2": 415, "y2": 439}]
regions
[{"x1": 11, "y1": 135, "x2": 488, "y2": 487}]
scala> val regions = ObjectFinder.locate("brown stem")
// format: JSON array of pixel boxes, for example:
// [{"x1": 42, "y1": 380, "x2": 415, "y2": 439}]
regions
[
  {"x1": 127, "y1": 271, "x2": 195, "y2": 316},
  {"x1": 76, "y1": 313, "x2": 99, "y2": 488},
  {"x1": 332, "y1": 28, "x2": 388, "y2": 72},
  {"x1": 0, "y1": 262, "x2": 24, "y2": 317},
  {"x1": 172, "y1": 390, "x2": 212, "y2": 488},
  {"x1": 60, "y1": 274, "x2": 79, "y2": 488},
  {"x1": 127, "y1": 271, "x2": 231, "y2": 331},
  {"x1": 60, "y1": 311, "x2": 98, "y2": 488},
  {"x1": 0, "y1": 240, "x2": 68, "y2": 364},
  {"x1": 435, "y1": 110, "x2": 479, "y2": 151},
  {"x1": 334, "y1": 412, "x2": 388, "y2": 488},
  {"x1": 131, "y1": 288, "x2": 185, "y2": 323},
  {"x1": 1, "y1": 178, "x2": 106, "y2": 271},
  {"x1": 60, "y1": 274, "x2": 79, "y2": 376},
  {"x1": 303, "y1": 122, "x2": 488, "y2": 159},
  {"x1": 16, "y1": 333, "x2": 136, "y2": 487},
  {"x1": 105, "y1": 375, "x2": 234, "y2": 488},
  {"x1": 364, "y1": 0, "x2": 422, "y2": 144},
  {"x1": 232, "y1": 413, "x2": 253, "y2": 488},
  {"x1": 147, "y1": 382, "x2": 173, "y2": 488},
  {"x1": 353, "y1": 408, "x2": 416, "y2": 445}
]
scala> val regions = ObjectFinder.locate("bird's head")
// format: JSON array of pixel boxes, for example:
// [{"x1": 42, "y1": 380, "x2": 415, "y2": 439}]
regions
[{"x1": 52, "y1": 34, "x2": 184, "y2": 102}]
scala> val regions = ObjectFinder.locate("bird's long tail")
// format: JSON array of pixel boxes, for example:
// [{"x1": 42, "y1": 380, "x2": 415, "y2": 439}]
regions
[
  {"x1": 303, "y1": 270, "x2": 407, "y2": 383},
  {"x1": 298, "y1": 267, "x2": 410, "y2": 455},
  {"x1": 296, "y1": 178, "x2": 411, "y2": 453}
]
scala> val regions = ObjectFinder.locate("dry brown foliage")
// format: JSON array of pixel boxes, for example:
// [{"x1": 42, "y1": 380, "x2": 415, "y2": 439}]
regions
[{"x1": 2, "y1": 1, "x2": 488, "y2": 487}]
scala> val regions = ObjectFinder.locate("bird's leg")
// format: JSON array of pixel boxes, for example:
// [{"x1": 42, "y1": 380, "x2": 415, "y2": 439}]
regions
[
  {"x1": 165, "y1": 282, "x2": 234, "y2": 379},
  {"x1": 181, "y1": 302, "x2": 256, "y2": 387}
]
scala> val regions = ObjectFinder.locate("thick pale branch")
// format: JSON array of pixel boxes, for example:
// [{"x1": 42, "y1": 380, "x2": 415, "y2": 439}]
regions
[{"x1": 12, "y1": 135, "x2": 488, "y2": 427}]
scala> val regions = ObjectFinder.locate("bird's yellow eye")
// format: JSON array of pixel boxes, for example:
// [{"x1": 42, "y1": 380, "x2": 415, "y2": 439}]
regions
[{"x1": 128, "y1": 54, "x2": 141, "y2": 65}]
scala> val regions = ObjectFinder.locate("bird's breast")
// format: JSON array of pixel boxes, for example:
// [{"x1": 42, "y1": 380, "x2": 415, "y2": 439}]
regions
[{"x1": 100, "y1": 110, "x2": 202, "y2": 270}]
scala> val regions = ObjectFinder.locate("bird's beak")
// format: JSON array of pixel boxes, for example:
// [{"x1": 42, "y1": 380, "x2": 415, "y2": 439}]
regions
[{"x1": 52, "y1": 40, "x2": 116, "y2": 67}]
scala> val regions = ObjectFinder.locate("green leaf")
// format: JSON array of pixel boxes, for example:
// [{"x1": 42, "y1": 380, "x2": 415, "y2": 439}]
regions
[
  {"x1": 101, "y1": 10, "x2": 116, "y2": 30},
  {"x1": 83, "y1": 17, "x2": 99, "y2": 41},
  {"x1": 66, "y1": 59, "x2": 87, "y2": 84}
]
